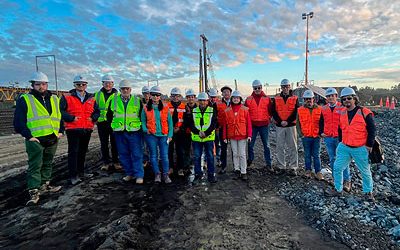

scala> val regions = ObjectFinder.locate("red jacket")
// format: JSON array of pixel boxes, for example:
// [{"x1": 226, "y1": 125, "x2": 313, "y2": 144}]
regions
[
  {"x1": 321, "y1": 102, "x2": 342, "y2": 137},
  {"x1": 64, "y1": 94, "x2": 95, "y2": 130},
  {"x1": 223, "y1": 104, "x2": 252, "y2": 140}
]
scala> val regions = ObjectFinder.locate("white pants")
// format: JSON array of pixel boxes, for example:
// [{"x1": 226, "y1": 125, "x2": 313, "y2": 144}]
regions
[
  {"x1": 231, "y1": 139, "x2": 247, "y2": 174},
  {"x1": 276, "y1": 126, "x2": 298, "y2": 169}
]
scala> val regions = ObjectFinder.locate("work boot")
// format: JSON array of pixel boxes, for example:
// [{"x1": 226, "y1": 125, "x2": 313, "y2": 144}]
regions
[
  {"x1": 208, "y1": 174, "x2": 218, "y2": 183},
  {"x1": 136, "y1": 178, "x2": 144, "y2": 184},
  {"x1": 324, "y1": 188, "x2": 343, "y2": 197},
  {"x1": 40, "y1": 181, "x2": 62, "y2": 194},
  {"x1": 70, "y1": 177, "x2": 82, "y2": 185},
  {"x1": 266, "y1": 165, "x2": 275, "y2": 174},
  {"x1": 315, "y1": 172, "x2": 324, "y2": 181},
  {"x1": 287, "y1": 169, "x2": 297, "y2": 176},
  {"x1": 247, "y1": 159, "x2": 252, "y2": 167},
  {"x1": 154, "y1": 174, "x2": 161, "y2": 183},
  {"x1": 365, "y1": 192, "x2": 375, "y2": 203},
  {"x1": 113, "y1": 163, "x2": 123, "y2": 171},
  {"x1": 233, "y1": 169, "x2": 241, "y2": 180},
  {"x1": 26, "y1": 189, "x2": 40, "y2": 206},
  {"x1": 123, "y1": 176, "x2": 133, "y2": 182},
  {"x1": 343, "y1": 181, "x2": 352, "y2": 192},
  {"x1": 305, "y1": 170, "x2": 312, "y2": 178},
  {"x1": 163, "y1": 174, "x2": 172, "y2": 184},
  {"x1": 218, "y1": 168, "x2": 226, "y2": 174},
  {"x1": 178, "y1": 169, "x2": 185, "y2": 176},
  {"x1": 79, "y1": 173, "x2": 94, "y2": 179},
  {"x1": 100, "y1": 163, "x2": 110, "y2": 171},
  {"x1": 241, "y1": 173, "x2": 248, "y2": 181}
]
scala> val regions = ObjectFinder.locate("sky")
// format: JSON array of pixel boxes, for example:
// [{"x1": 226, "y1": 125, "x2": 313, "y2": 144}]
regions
[{"x1": 1, "y1": 0, "x2": 399, "y2": 95}]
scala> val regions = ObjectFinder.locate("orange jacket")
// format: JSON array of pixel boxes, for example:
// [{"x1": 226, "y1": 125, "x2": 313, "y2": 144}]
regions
[
  {"x1": 224, "y1": 105, "x2": 251, "y2": 140},
  {"x1": 64, "y1": 94, "x2": 95, "y2": 130},
  {"x1": 321, "y1": 102, "x2": 342, "y2": 137},
  {"x1": 275, "y1": 96, "x2": 298, "y2": 122},
  {"x1": 298, "y1": 106, "x2": 322, "y2": 138},
  {"x1": 216, "y1": 100, "x2": 228, "y2": 127},
  {"x1": 144, "y1": 105, "x2": 169, "y2": 135},
  {"x1": 245, "y1": 95, "x2": 271, "y2": 122},
  {"x1": 340, "y1": 107, "x2": 372, "y2": 147},
  {"x1": 167, "y1": 102, "x2": 186, "y2": 128}
]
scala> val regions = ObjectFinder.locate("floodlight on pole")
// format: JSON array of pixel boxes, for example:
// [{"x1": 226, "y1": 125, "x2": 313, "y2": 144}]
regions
[
  {"x1": 302, "y1": 12, "x2": 313, "y2": 85},
  {"x1": 36, "y1": 55, "x2": 58, "y2": 95}
]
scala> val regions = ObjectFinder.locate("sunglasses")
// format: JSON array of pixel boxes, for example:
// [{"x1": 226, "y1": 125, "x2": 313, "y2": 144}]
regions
[
  {"x1": 326, "y1": 94, "x2": 336, "y2": 98},
  {"x1": 33, "y1": 82, "x2": 48, "y2": 86},
  {"x1": 75, "y1": 83, "x2": 87, "y2": 86},
  {"x1": 281, "y1": 85, "x2": 290, "y2": 88},
  {"x1": 342, "y1": 96, "x2": 353, "y2": 101},
  {"x1": 253, "y1": 87, "x2": 262, "y2": 90},
  {"x1": 120, "y1": 87, "x2": 130, "y2": 91},
  {"x1": 151, "y1": 93, "x2": 161, "y2": 97},
  {"x1": 304, "y1": 98, "x2": 312, "y2": 101},
  {"x1": 171, "y1": 94, "x2": 181, "y2": 98}
]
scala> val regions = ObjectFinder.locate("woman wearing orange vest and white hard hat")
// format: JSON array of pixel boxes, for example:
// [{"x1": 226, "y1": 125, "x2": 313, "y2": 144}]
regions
[
  {"x1": 60, "y1": 75, "x2": 100, "y2": 185},
  {"x1": 141, "y1": 86, "x2": 173, "y2": 184},
  {"x1": 223, "y1": 90, "x2": 252, "y2": 180},
  {"x1": 297, "y1": 90, "x2": 324, "y2": 180}
]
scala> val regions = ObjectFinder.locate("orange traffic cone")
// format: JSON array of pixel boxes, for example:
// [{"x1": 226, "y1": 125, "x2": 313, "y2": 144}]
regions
[
  {"x1": 385, "y1": 96, "x2": 390, "y2": 108},
  {"x1": 390, "y1": 97, "x2": 395, "y2": 110},
  {"x1": 379, "y1": 97, "x2": 383, "y2": 107}
]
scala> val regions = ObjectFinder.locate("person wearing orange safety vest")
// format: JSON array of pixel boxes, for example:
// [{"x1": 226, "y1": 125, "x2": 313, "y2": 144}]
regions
[
  {"x1": 141, "y1": 86, "x2": 173, "y2": 184},
  {"x1": 223, "y1": 90, "x2": 252, "y2": 180},
  {"x1": 216, "y1": 85, "x2": 232, "y2": 174},
  {"x1": 245, "y1": 80, "x2": 273, "y2": 172},
  {"x1": 327, "y1": 87, "x2": 376, "y2": 202},
  {"x1": 319, "y1": 87, "x2": 351, "y2": 192},
  {"x1": 297, "y1": 90, "x2": 323, "y2": 180},
  {"x1": 60, "y1": 75, "x2": 100, "y2": 185},
  {"x1": 167, "y1": 87, "x2": 187, "y2": 176},
  {"x1": 271, "y1": 79, "x2": 299, "y2": 175}
]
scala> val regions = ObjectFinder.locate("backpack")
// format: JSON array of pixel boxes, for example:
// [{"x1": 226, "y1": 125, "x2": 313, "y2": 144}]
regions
[{"x1": 360, "y1": 107, "x2": 384, "y2": 164}]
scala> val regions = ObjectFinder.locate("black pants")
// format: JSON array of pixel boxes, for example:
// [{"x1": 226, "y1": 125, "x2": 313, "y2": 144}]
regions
[
  {"x1": 219, "y1": 128, "x2": 228, "y2": 169},
  {"x1": 168, "y1": 131, "x2": 186, "y2": 173},
  {"x1": 97, "y1": 121, "x2": 119, "y2": 164},
  {"x1": 66, "y1": 129, "x2": 92, "y2": 178},
  {"x1": 183, "y1": 132, "x2": 193, "y2": 169}
]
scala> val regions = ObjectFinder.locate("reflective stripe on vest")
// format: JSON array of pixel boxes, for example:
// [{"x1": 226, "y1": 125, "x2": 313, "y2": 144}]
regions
[
  {"x1": 111, "y1": 94, "x2": 141, "y2": 132},
  {"x1": 340, "y1": 108, "x2": 371, "y2": 147},
  {"x1": 298, "y1": 106, "x2": 322, "y2": 138},
  {"x1": 321, "y1": 102, "x2": 342, "y2": 137},
  {"x1": 95, "y1": 91, "x2": 108, "y2": 122},
  {"x1": 23, "y1": 94, "x2": 61, "y2": 137},
  {"x1": 245, "y1": 96, "x2": 271, "y2": 122},
  {"x1": 145, "y1": 104, "x2": 169, "y2": 135},
  {"x1": 225, "y1": 105, "x2": 248, "y2": 139},
  {"x1": 191, "y1": 106, "x2": 215, "y2": 142},
  {"x1": 275, "y1": 95, "x2": 297, "y2": 121},
  {"x1": 168, "y1": 102, "x2": 186, "y2": 128}
]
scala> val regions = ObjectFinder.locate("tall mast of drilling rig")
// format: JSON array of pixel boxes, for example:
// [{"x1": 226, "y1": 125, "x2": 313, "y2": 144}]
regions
[
  {"x1": 200, "y1": 34, "x2": 208, "y2": 92},
  {"x1": 199, "y1": 49, "x2": 203, "y2": 92}
]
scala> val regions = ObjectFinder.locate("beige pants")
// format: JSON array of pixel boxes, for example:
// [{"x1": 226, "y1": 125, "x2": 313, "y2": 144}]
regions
[
  {"x1": 276, "y1": 126, "x2": 298, "y2": 169},
  {"x1": 230, "y1": 139, "x2": 247, "y2": 174}
]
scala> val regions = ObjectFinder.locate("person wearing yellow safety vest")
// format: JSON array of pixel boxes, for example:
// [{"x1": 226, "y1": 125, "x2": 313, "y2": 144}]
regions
[
  {"x1": 95, "y1": 75, "x2": 120, "y2": 171},
  {"x1": 13, "y1": 71, "x2": 63, "y2": 206},
  {"x1": 106, "y1": 80, "x2": 144, "y2": 184},
  {"x1": 190, "y1": 92, "x2": 218, "y2": 183}
]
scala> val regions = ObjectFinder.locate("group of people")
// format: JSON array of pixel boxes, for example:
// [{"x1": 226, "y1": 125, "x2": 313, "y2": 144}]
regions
[{"x1": 14, "y1": 71, "x2": 376, "y2": 205}]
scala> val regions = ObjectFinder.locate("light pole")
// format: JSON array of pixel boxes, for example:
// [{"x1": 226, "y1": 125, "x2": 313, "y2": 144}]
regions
[
  {"x1": 302, "y1": 12, "x2": 313, "y2": 85},
  {"x1": 36, "y1": 55, "x2": 58, "y2": 94}
]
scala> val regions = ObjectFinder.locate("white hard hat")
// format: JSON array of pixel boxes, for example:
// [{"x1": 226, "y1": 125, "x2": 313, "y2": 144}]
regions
[
  {"x1": 150, "y1": 86, "x2": 162, "y2": 94},
  {"x1": 252, "y1": 80, "x2": 262, "y2": 87},
  {"x1": 281, "y1": 79, "x2": 290, "y2": 86},
  {"x1": 208, "y1": 88, "x2": 218, "y2": 97},
  {"x1": 185, "y1": 88, "x2": 196, "y2": 97},
  {"x1": 119, "y1": 79, "x2": 131, "y2": 88},
  {"x1": 303, "y1": 90, "x2": 314, "y2": 98},
  {"x1": 170, "y1": 87, "x2": 182, "y2": 95},
  {"x1": 197, "y1": 92, "x2": 208, "y2": 100},
  {"x1": 231, "y1": 90, "x2": 242, "y2": 98},
  {"x1": 142, "y1": 86, "x2": 150, "y2": 93},
  {"x1": 102, "y1": 75, "x2": 114, "y2": 82},
  {"x1": 73, "y1": 75, "x2": 88, "y2": 83},
  {"x1": 325, "y1": 87, "x2": 338, "y2": 96},
  {"x1": 30, "y1": 71, "x2": 49, "y2": 83},
  {"x1": 340, "y1": 87, "x2": 356, "y2": 98}
]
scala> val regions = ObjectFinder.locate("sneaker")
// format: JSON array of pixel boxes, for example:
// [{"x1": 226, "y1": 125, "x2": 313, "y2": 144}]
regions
[
  {"x1": 208, "y1": 174, "x2": 218, "y2": 183},
  {"x1": 26, "y1": 189, "x2": 40, "y2": 206},
  {"x1": 315, "y1": 172, "x2": 324, "y2": 181},
  {"x1": 241, "y1": 173, "x2": 248, "y2": 181},
  {"x1": 100, "y1": 163, "x2": 110, "y2": 171},
  {"x1": 178, "y1": 169, "x2": 185, "y2": 176},
  {"x1": 325, "y1": 188, "x2": 343, "y2": 197},
  {"x1": 40, "y1": 181, "x2": 62, "y2": 194},
  {"x1": 163, "y1": 174, "x2": 172, "y2": 184},
  {"x1": 343, "y1": 181, "x2": 352, "y2": 192},
  {"x1": 70, "y1": 177, "x2": 82, "y2": 185},
  {"x1": 266, "y1": 165, "x2": 275, "y2": 174},
  {"x1": 123, "y1": 176, "x2": 133, "y2": 182},
  {"x1": 305, "y1": 170, "x2": 312, "y2": 178},
  {"x1": 154, "y1": 174, "x2": 161, "y2": 183},
  {"x1": 78, "y1": 173, "x2": 94, "y2": 179},
  {"x1": 136, "y1": 178, "x2": 144, "y2": 184},
  {"x1": 365, "y1": 192, "x2": 375, "y2": 203},
  {"x1": 113, "y1": 163, "x2": 123, "y2": 171},
  {"x1": 233, "y1": 170, "x2": 241, "y2": 180}
]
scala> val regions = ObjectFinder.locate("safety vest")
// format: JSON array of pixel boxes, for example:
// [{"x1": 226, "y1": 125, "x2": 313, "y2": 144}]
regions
[
  {"x1": 321, "y1": 102, "x2": 342, "y2": 137},
  {"x1": 109, "y1": 94, "x2": 141, "y2": 132},
  {"x1": 298, "y1": 106, "x2": 322, "y2": 138},
  {"x1": 216, "y1": 100, "x2": 228, "y2": 126},
  {"x1": 64, "y1": 94, "x2": 95, "y2": 130},
  {"x1": 95, "y1": 91, "x2": 112, "y2": 122},
  {"x1": 340, "y1": 107, "x2": 372, "y2": 147},
  {"x1": 225, "y1": 105, "x2": 248, "y2": 139},
  {"x1": 191, "y1": 106, "x2": 215, "y2": 142},
  {"x1": 168, "y1": 102, "x2": 186, "y2": 128},
  {"x1": 23, "y1": 94, "x2": 61, "y2": 137},
  {"x1": 144, "y1": 104, "x2": 169, "y2": 135},
  {"x1": 275, "y1": 95, "x2": 298, "y2": 122},
  {"x1": 245, "y1": 95, "x2": 271, "y2": 122}
]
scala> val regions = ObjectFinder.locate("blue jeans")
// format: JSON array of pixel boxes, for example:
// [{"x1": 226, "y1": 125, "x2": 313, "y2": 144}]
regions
[
  {"x1": 193, "y1": 141, "x2": 215, "y2": 176},
  {"x1": 302, "y1": 137, "x2": 321, "y2": 173},
  {"x1": 145, "y1": 134, "x2": 169, "y2": 175},
  {"x1": 324, "y1": 137, "x2": 350, "y2": 181},
  {"x1": 248, "y1": 125, "x2": 272, "y2": 166},
  {"x1": 334, "y1": 143, "x2": 373, "y2": 193},
  {"x1": 142, "y1": 133, "x2": 149, "y2": 162},
  {"x1": 114, "y1": 132, "x2": 144, "y2": 178}
]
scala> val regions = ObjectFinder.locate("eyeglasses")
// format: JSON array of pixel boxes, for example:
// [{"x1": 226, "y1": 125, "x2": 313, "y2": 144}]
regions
[
  {"x1": 304, "y1": 98, "x2": 312, "y2": 101},
  {"x1": 253, "y1": 87, "x2": 262, "y2": 90},
  {"x1": 171, "y1": 94, "x2": 181, "y2": 98},
  {"x1": 281, "y1": 85, "x2": 290, "y2": 88},
  {"x1": 341, "y1": 96, "x2": 353, "y2": 101},
  {"x1": 326, "y1": 94, "x2": 336, "y2": 98},
  {"x1": 75, "y1": 83, "x2": 87, "y2": 87},
  {"x1": 151, "y1": 93, "x2": 161, "y2": 97},
  {"x1": 120, "y1": 87, "x2": 130, "y2": 91},
  {"x1": 33, "y1": 82, "x2": 48, "y2": 86}
]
